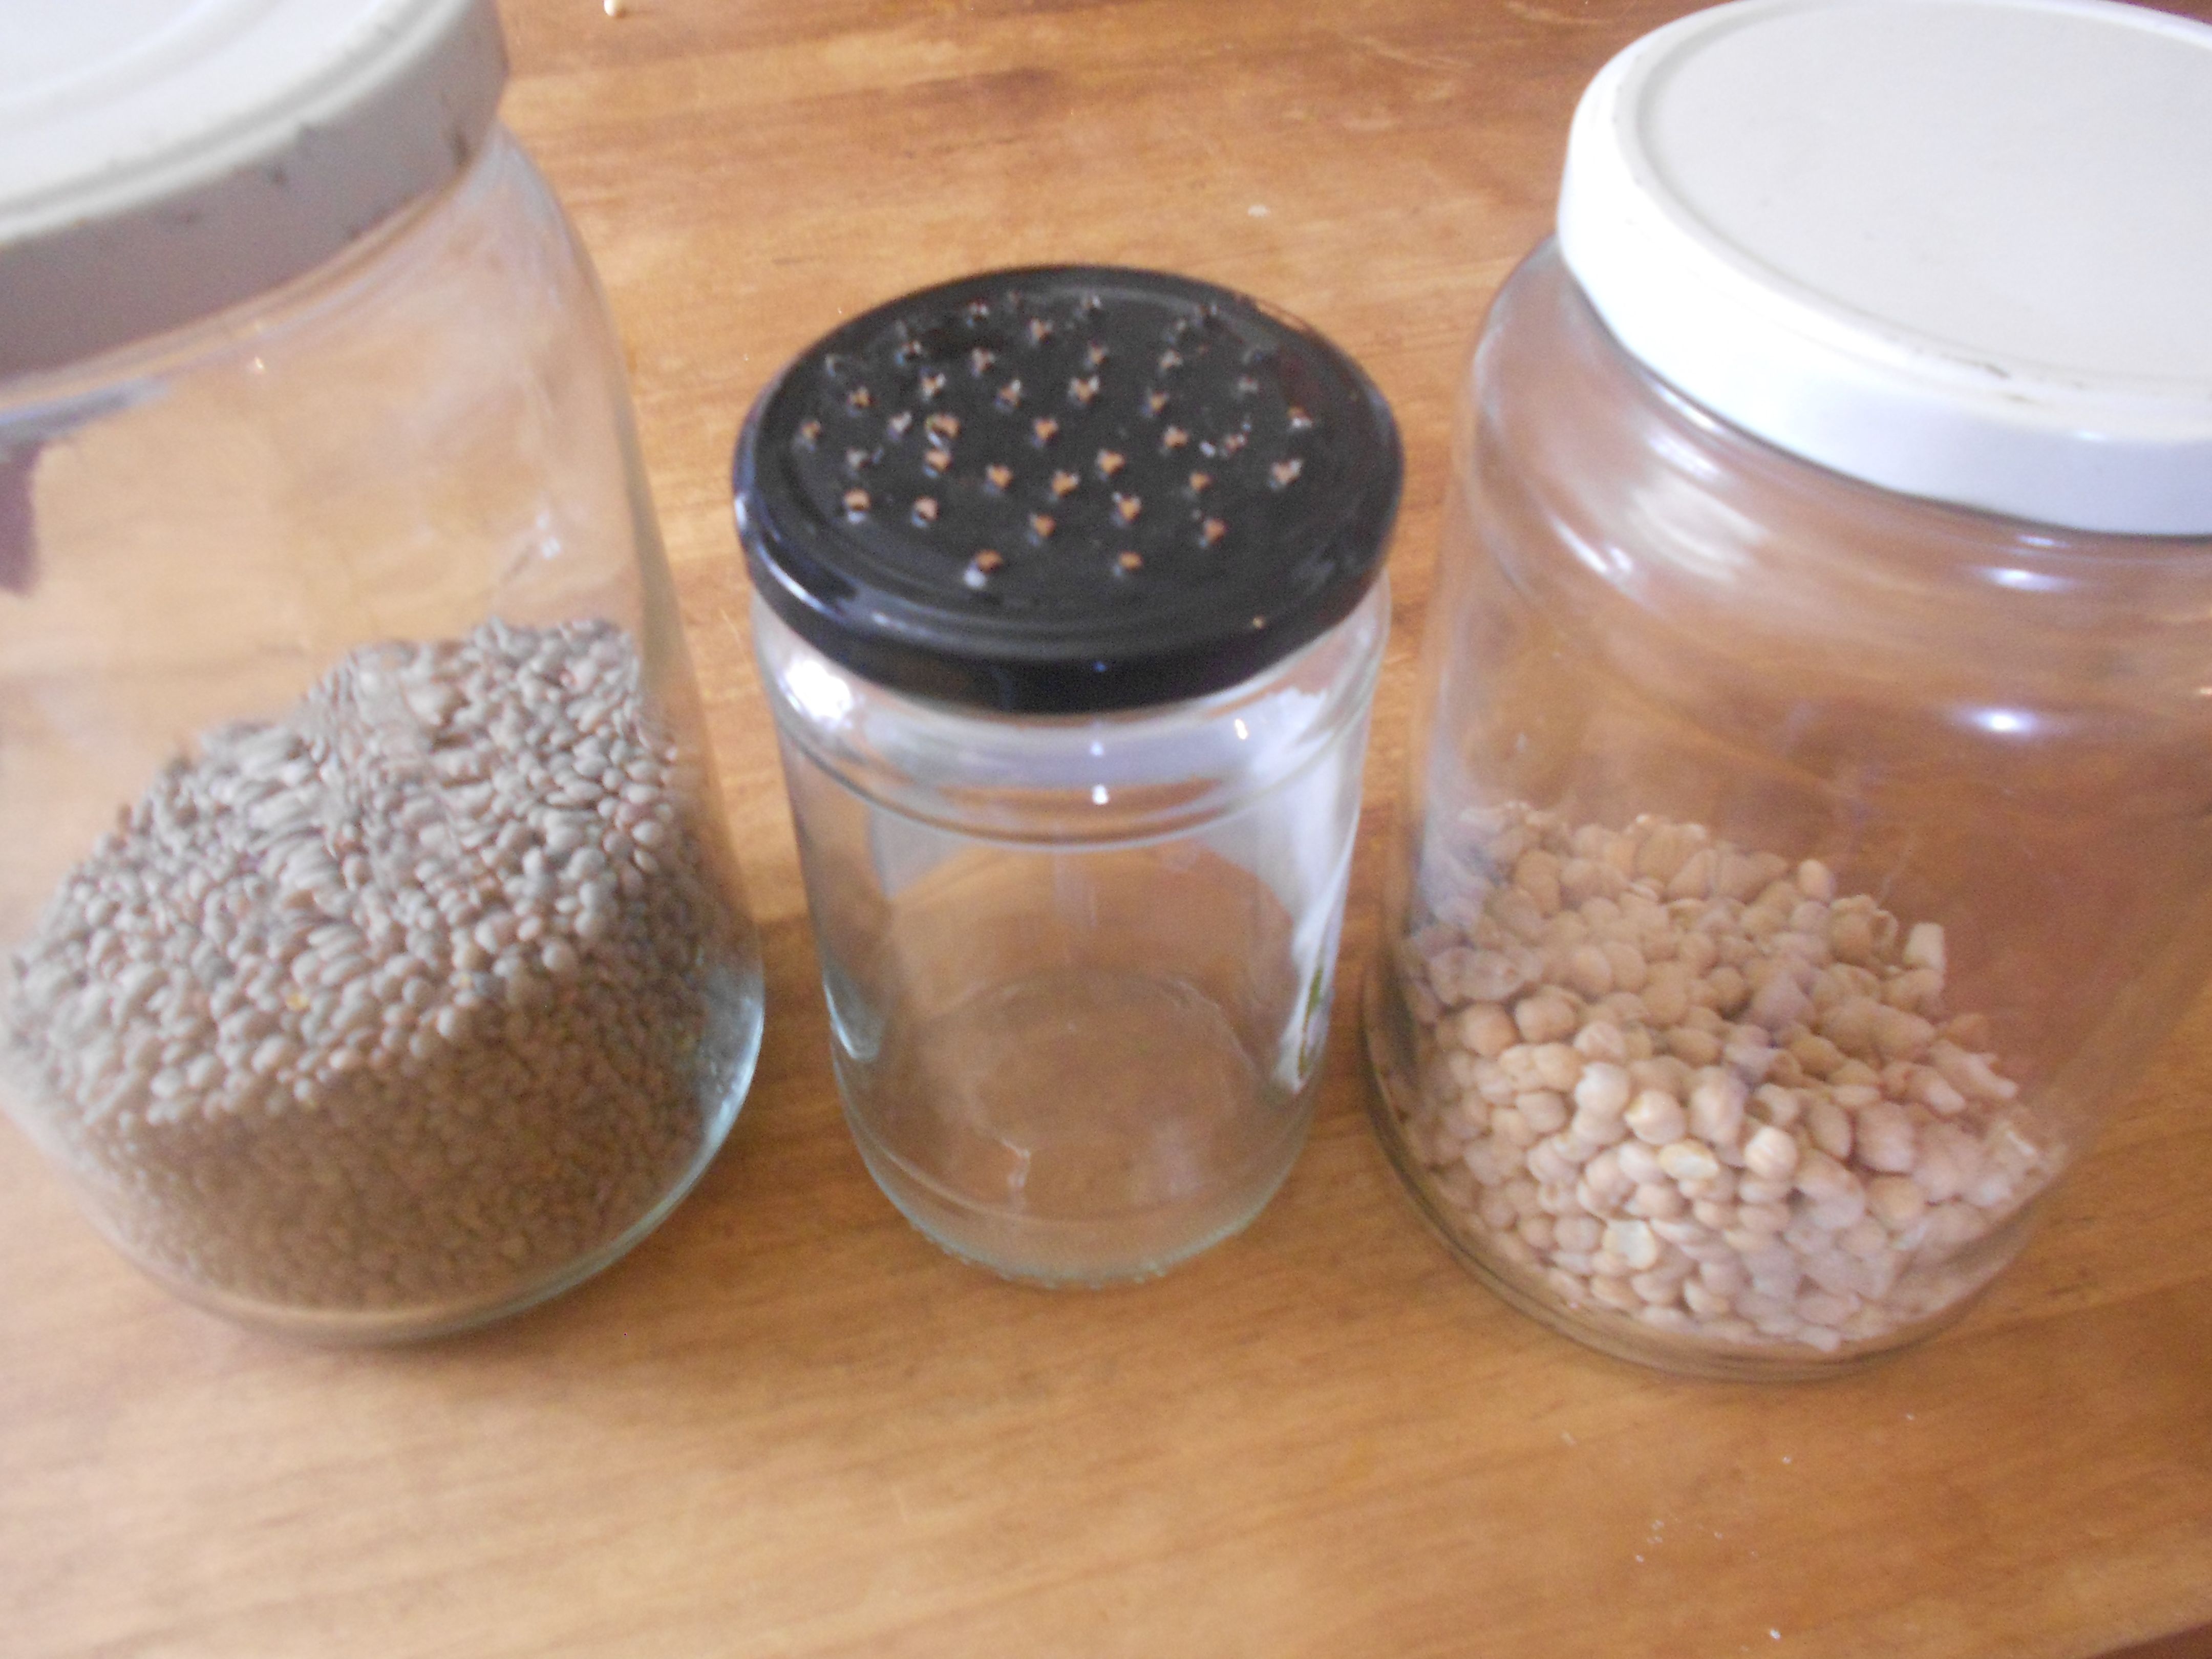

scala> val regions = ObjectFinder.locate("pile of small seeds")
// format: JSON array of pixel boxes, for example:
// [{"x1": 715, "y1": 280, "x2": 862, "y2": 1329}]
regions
[
  {"x1": 1390, "y1": 802, "x2": 2056, "y2": 1356},
  {"x1": 3, "y1": 618, "x2": 753, "y2": 1318}
]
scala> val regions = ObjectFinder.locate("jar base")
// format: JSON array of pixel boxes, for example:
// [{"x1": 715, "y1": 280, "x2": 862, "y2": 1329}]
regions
[
  {"x1": 838, "y1": 965, "x2": 1319, "y2": 1286},
  {"x1": 848, "y1": 1102, "x2": 1312, "y2": 1288},
  {"x1": 91, "y1": 968, "x2": 764, "y2": 1344},
  {"x1": 1359, "y1": 962, "x2": 2009, "y2": 1381}
]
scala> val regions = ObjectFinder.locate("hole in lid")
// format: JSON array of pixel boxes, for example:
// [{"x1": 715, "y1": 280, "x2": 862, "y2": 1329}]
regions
[
  {"x1": 797, "y1": 419, "x2": 823, "y2": 448},
  {"x1": 1161, "y1": 427, "x2": 1188, "y2": 452},
  {"x1": 926, "y1": 412, "x2": 961, "y2": 438},
  {"x1": 1145, "y1": 390, "x2": 1170, "y2": 416},
  {"x1": 911, "y1": 497, "x2": 940, "y2": 525},
  {"x1": 1115, "y1": 551, "x2": 1143, "y2": 573},
  {"x1": 1158, "y1": 350, "x2": 1183, "y2": 373},
  {"x1": 842, "y1": 488, "x2": 870, "y2": 518},
  {"x1": 920, "y1": 371, "x2": 946, "y2": 399},
  {"x1": 1031, "y1": 417, "x2": 1060, "y2": 445},
  {"x1": 1084, "y1": 343, "x2": 1109, "y2": 367},
  {"x1": 1028, "y1": 318, "x2": 1054, "y2": 344},
  {"x1": 1112, "y1": 494, "x2": 1141, "y2": 524},
  {"x1": 845, "y1": 448, "x2": 872, "y2": 472},
  {"x1": 964, "y1": 550, "x2": 1004, "y2": 588},
  {"x1": 1201, "y1": 517, "x2": 1227, "y2": 546},
  {"x1": 1288, "y1": 406, "x2": 1314, "y2": 431},
  {"x1": 924, "y1": 448, "x2": 952, "y2": 474},
  {"x1": 1050, "y1": 471, "x2": 1079, "y2": 498},
  {"x1": 1188, "y1": 471, "x2": 1212, "y2": 494},
  {"x1": 970, "y1": 348, "x2": 996, "y2": 376},
  {"x1": 1029, "y1": 513, "x2": 1056, "y2": 540},
  {"x1": 847, "y1": 387, "x2": 875, "y2": 410},
  {"x1": 996, "y1": 380, "x2": 1024, "y2": 410},
  {"x1": 1095, "y1": 450, "x2": 1125, "y2": 479},
  {"x1": 986, "y1": 463, "x2": 1014, "y2": 491},
  {"x1": 1069, "y1": 376, "x2": 1100, "y2": 408},
  {"x1": 1269, "y1": 457, "x2": 1303, "y2": 488}
]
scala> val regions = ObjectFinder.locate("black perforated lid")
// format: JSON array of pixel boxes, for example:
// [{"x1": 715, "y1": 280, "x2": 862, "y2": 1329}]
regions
[{"x1": 732, "y1": 266, "x2": 1400, "y2": 714}]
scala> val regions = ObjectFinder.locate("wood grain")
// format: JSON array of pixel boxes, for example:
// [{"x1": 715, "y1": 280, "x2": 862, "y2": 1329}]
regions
[{"x1": 6, "y1": 2, "x2": 2210, "y2": 1655}]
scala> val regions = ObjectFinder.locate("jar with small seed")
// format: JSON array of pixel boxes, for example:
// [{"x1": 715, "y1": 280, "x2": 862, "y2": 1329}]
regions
[
  {"x1": 0, "y1": 0, "x2": 764, "y2": 1338},
  {"x1": 1367, "y1": 0, "x2": 2212, "y2": 1376},
  {"x1": 736, "y1": 267, "x2": 1398, "y2": 1285}
]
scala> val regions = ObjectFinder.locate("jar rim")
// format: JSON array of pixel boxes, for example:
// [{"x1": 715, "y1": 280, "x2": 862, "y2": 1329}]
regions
[{"x1": 750, "y1": 582, "x2": 1389, "y2": 846}]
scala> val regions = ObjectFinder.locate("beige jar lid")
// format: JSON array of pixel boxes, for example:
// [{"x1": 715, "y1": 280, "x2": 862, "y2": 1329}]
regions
[
  {"x1": 1559, "y1": 0, "x2": 2212, "y2": 536},
  {"x1": 0, "y1": 0, "x2": 506, "y2": 379}
]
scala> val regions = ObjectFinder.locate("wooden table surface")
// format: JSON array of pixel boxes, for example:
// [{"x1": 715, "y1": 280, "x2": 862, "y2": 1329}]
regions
[{"x1": 7, "y1": 2, "x2": 2211, "y2": 1655}]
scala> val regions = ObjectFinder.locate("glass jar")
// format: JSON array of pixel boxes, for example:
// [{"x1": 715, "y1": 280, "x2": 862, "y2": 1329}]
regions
[
  {"x1": 737, "y1": 267, "x2": 1398, "y2": 1285},
  {"x1": 1367, "y1": 0, "x2": 2212, "y2": 1376},
  {"x1": 0, "y1": 0, "x2": 763, "y2": 1339}
]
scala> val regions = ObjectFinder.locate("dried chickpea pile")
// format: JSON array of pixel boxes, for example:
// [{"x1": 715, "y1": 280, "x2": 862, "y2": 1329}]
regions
[
  {"x1": 1393, "y1": 803, "x2": 2056, "y2": 1355},
  {"x1": 3, "y1": 618, "x2": 753, "y2": 1317}
]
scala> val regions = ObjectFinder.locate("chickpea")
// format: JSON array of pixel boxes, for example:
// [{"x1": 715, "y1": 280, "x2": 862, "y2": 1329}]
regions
[{"x1": 1397, "y1": 804, "x2": 2052, "y2": 1359}]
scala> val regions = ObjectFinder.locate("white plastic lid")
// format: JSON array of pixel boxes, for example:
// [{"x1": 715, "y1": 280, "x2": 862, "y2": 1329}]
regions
[
  {"x1": 1557, "y1": 0, "x2": 2212, "y2": 537},
  {"x1": 0, "y1": 0, "x2": 507, "y2": 380}
]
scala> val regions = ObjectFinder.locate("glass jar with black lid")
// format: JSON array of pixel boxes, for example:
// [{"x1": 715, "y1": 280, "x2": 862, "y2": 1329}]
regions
[{"x1": 736, "y1": 267, "x2": 1399, "y2": 1285}]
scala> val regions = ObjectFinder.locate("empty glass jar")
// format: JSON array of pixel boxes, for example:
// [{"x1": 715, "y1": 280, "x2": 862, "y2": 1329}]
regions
[
  {"x1": 738, "y1": 267, "x2": 1398, "y2": 1285},
  {"x1": 0, "y1": 0, "x2": 763, "y2": 1338},
  {"x1": 1367, "y1": 0, "x2": 2212, "y2": 1376}
]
